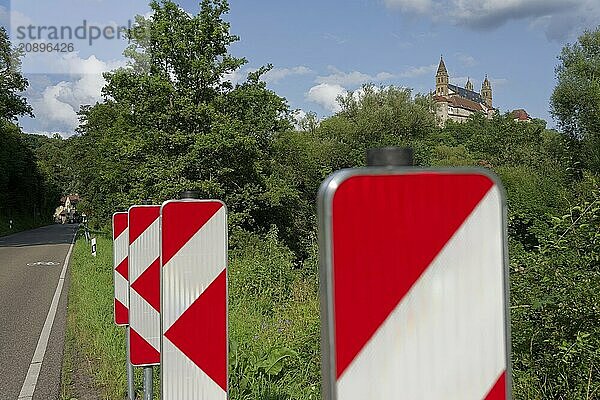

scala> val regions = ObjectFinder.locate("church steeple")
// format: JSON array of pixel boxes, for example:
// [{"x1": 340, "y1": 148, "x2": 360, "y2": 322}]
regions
[
  {"x1": 481, "y1": 75, "x2": 492, "y2": 108},
  {"x1": 465, "y1": 77, "x2": 473, "y2": 91},
  {"x1": 437, "y1": 55, "x2": 448, "y2": 75},
  {"x1": 435, "y1": 56, "x2": 449, "y2": 96}
]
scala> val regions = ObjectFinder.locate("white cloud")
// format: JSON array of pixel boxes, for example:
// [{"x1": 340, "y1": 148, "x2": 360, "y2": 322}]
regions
[
  {"x1": 27, "y1": 53, "x2": 125, "y2": 135},
  {"x1": 384, "y1": 0, "x2": 433, "y2": 13},
  {"x1": 222, "y1": 68, "x2": 247, "y2": 86},
  {"x1": 450, "y1": 76, "x2": 473, "y2": 86},
  {"x1": 24, "y1": 130, "x2": 69, "y2": 139},
  {"x1": 383, "y1": 0, "x2": 598, "y2": 41},
  {"x1": 3, "y1": 7, "x2": 34, "y2": 28},
  {"x1": 490, "y1": 77, "x2": 508, "y2": 86},
  {"x1": 316, "y1": 66, "x2": 395, "y2": 87},
  {"x1": 456, "y1": 52, "x2": 477, "y2": 67},
  {"x1": 262, "y1": 66, "x2": 313, "y2": 84},
  {"x1": 306, "y1": 83, "x2": 347, "y2": 113},
  {"x1": 398, "y1": 64, "x2": 437, "y2": 78}
]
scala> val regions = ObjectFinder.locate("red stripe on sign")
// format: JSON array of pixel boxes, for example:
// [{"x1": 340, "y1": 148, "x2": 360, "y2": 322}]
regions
[
  {"x1": 115, "y1": 299, "x2": 128, "y2": 325},
  {"x1": 129, "y1": 207, "x2": 159, "y2": 244},
  {"x1": 115, "y1": 258, "x2": 128, "y2": 281},
  {"x1": 165, "y1": 270, "x2": 227, "y2": 390},
  {"x1": 113, "y1": 213, "x2": 128, "y2": 239},
  {"x1": 161, "y1": 201, "x2": 223, "y2": 266},
  {"x1": 484, "y1": 372, "x2": 507, "y2": 399},
  {"x1": 332, "y1": 173, "x2": 494, "y2": 378},
  {"x1": 130, "y1": 328, "x2": 160, "y2": 365},
  {"x1": 131, "y1": 258, "x2": 160, "y2": 312}
]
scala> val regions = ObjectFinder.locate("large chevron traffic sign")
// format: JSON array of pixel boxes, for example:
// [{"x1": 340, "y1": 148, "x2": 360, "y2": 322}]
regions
[
  {"x1": 113, "y1": 212, "x2": 129, "y2": 326},
  {"x1": 128, "y1": 205, "x2": 161, "y2": 366},
  {"x1": 161, "y1": 200, "x2": 228, "y2": 400},
  {"x1": 318, "y1": 169, "x2": 510, "y2": 400}
]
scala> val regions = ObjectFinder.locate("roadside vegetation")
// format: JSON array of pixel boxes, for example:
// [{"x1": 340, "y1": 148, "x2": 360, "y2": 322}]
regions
[
  {"x1": 0, "y1": 28, "x2": 61, "y2": 235},
  {"x1": 0, "y1": 0, "x2": 598, "y2": 397}
]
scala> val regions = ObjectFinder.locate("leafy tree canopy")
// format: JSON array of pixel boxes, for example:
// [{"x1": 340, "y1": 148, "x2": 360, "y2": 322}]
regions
[
  {"x1": 551, "y1": 27, "x2": 600, "y2": 173},
  {"x1": 0, "y1": 27, "x2": 33, "y2": 121}
]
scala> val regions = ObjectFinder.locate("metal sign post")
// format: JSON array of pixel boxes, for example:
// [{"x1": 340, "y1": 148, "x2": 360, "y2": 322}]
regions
[
  {"x1": 317, "y1": 148, "x2": 511, "y2": 399},
  {"x1": 160, "y1": 199, "x2": 228, "y2": 399},
  {"x1": 128, "y1": 205, "x2": 162, "y2": 400}
]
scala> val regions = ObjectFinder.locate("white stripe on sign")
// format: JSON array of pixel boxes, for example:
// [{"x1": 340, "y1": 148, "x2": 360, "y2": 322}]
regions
[
  {"x1": 129, "y1": 218, "x2": 160, "y2": 283},
  {"x1": 130, "y1": 289, "x2": 161, "y2": 351},
  {"x1": 337, "y1": 187, "x2": 506, "y2": 399},
  {"x1": 115, "y1": 273, "x2": 129, "y2": 310},
  {"x1": 162, "y1": 207, "x2": 226, "y2": 329},
  {"x1": 162, "y1": 336, "x2": 225, "y2": 399},
  {"x1": 114, "y1": 229, "x2": 128, "y2": 266}
]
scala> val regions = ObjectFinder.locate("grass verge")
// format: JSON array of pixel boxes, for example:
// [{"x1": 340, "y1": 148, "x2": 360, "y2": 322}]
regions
[
  {"x1": 64, "y1": 227, "x2": 321, "y2": 399},
  {"x1": 65, "y1": 231, "x2": 158, "y2": 399}
]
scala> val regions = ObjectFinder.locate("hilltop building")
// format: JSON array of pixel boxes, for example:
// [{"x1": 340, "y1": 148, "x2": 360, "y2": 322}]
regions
[
  {"x1": 511, "y1": 109, "x2": 532, "y2": 122},
  {"x1": 432, "y1": 56, "x2": 496, "y2": 126}
]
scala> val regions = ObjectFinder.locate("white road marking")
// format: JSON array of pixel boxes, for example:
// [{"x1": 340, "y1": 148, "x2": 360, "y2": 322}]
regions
[
  {"x1": 18, "y1": 229, "x2": 77, "y2": 400},
  {"x1": 26, "y1": 262, "x2": 60, "y2": 267}
]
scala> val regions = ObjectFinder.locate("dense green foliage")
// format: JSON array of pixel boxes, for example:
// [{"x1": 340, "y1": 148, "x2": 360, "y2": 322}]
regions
[
  {"x1": 5, "y1": 0, "x2": 592, "y2": 397},
  {"x1": 64, "y1": 233, "x2": 159, "y2": 399},
  {"x1": 551, "y1": 26, "x2": 600, "y2": 174},
  {"x1": 0, "y1": 29, "x2": 61, "y2": 235},
  {"x1": 0, "y1": 27, "x2": 32, "y2": 122}
]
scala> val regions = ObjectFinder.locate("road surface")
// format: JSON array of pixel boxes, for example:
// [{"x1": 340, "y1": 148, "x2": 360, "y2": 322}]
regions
[{"x1": 0, "y1": 224, "x2": 78, "y2": 400}]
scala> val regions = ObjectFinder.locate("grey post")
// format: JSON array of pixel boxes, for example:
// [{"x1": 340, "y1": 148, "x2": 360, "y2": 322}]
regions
[
  {"x1": 367, "y1": 146, "x2": 414, "y2": 167},
  {"x1": 126, "y1": 327, "x2": 135, "y2": 400},
  {"x1": 141, "y1": 199, "x2": 154, "y2": 400},
  {"x1": 143, "y1": 367, "x2": 153, "y2": 400},
  {"x1": 180, "y1": 190, "x2": 200, "y2": 199}
]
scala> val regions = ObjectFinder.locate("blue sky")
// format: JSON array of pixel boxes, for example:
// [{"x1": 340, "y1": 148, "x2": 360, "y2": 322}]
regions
[{"x1": 2, "y1": 0, "x2": 599, "y2": 136}]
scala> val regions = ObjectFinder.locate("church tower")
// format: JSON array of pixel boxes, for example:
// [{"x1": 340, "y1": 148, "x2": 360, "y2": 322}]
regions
[
  {"x1": 435, "y1": 56, "x2": 449, "y2": 96},
  {"x1": 465, "y1": 77, "x2": 474, "y2": 92},
  {"x1": 481, "y1": 75, "x2": 492, "y2": 107}
]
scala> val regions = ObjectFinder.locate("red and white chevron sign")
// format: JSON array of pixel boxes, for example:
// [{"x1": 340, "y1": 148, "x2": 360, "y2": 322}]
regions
[
  {"x1": 113, "y1": 212, "x2": 129, "y2": 326},
  {"x1": 161, "y1": 200, "x2": 228, "y2": 399},
  {"x1": 128, "y1": 205, "x2": 161, "y2": 366},
  {"x1": 318, "y1": 170, "x2": 510, "y2": 400}
]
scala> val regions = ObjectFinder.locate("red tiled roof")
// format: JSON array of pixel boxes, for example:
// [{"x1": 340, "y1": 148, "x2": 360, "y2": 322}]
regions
[
  {"x1": 448, "y1": 96, "x2": 484, "y2": 112},
  {"x1": 511, "y1": 109, "x2": 531, "y2": 121}
]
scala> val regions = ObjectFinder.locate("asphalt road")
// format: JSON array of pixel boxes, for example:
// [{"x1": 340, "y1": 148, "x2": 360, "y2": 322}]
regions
[{"x1": 0, "y1": 224, "x2": 78, "y2": 400}]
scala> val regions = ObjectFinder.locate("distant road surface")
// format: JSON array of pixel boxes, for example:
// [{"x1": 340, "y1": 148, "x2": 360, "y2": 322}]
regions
[{"x1": 0, "y1": 224, "x2": 78, "y2": 400}]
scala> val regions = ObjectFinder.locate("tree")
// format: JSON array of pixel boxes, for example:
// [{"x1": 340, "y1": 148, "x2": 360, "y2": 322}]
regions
[
  {"x1": 551, "y1": 27, "x2": 600, "y2": 173},
  {"x1": 76, "y1": 0, "x2": 293, "y2": 230},
  {"x1": 0, "y1": 27, "x2": 33, "y2": 121}
]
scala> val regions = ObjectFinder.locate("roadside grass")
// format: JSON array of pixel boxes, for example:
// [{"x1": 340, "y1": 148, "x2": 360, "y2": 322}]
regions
[
  {"x1": 64, "y1": 227, "x2": 321, "y2": 399},
  {"x1": 228, "y1": 228, "x2": 321, "y2": 399},
  {"x1": 65, "y1": 231, "x2": 158, "y2": 399}
]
